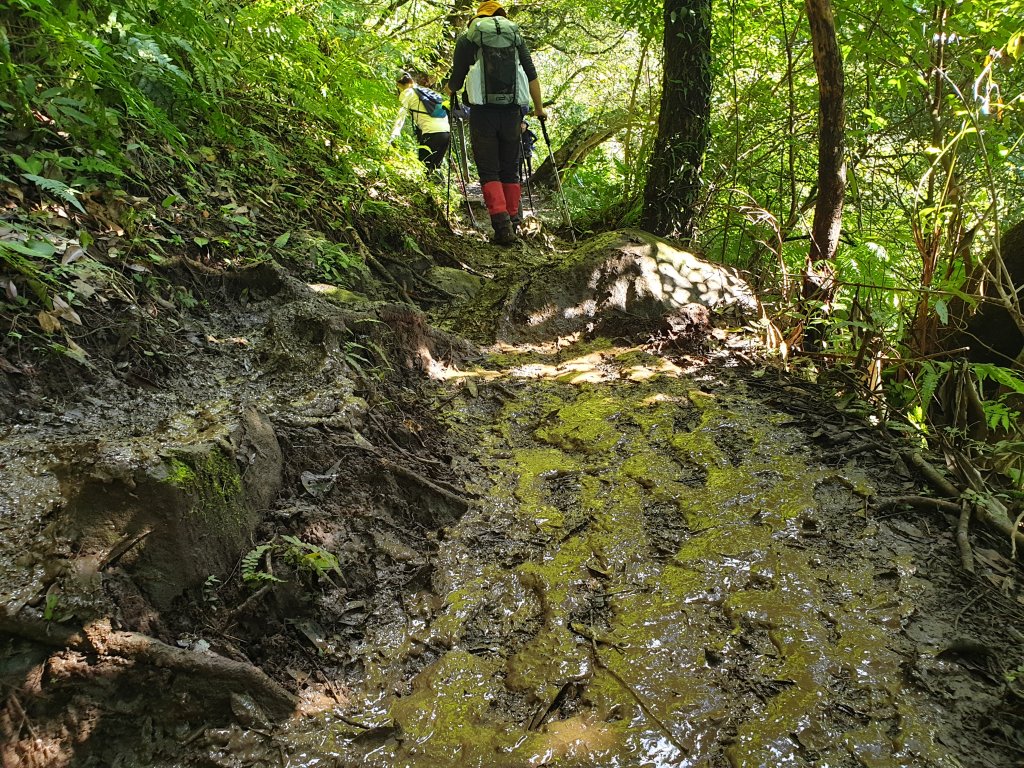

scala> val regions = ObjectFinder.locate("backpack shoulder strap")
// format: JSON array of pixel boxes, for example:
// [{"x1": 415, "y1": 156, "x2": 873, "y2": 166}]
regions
[{"x1": 406, "y1": 86, "x2": 427, "y2": 115}]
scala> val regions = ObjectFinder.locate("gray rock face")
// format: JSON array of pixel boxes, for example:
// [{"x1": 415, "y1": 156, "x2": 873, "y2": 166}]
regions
[
  {"x1": 497, "y1": 230, "x2": 757, "y2": 342},
  {"x1": 0, "y1": 406, "x2": 287, "y2": 628}
]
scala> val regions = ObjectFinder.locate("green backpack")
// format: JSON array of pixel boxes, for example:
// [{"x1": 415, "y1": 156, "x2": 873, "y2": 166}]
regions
[{"x1": 465, "y1": 15, "x2": 530, "y2": 107}]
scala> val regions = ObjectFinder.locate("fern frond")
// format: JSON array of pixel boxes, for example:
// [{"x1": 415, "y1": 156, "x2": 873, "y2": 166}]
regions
[
  {"x1": 241, "y1": 543, "x2": 284, "y2": 584},
  {"x1": 22, "y1": 174, "x2": 85, "y2": 212},
  {"x1": 77, "y1": 156, "x2": 125, "y2": 177},
  {"x1": 975, "y1": 364, "x2": 1024, "y2": 395},
  {"x1": 917, "y1": 361, "x2": 949, "y2": 412}
]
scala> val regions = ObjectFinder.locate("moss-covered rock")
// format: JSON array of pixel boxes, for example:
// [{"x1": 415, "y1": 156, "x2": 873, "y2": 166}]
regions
[
  {"x1": 491, "y1": 229, "x2": 757, "y2": 343},
  {"x1": 38, "y1": 407, "x2": 282, "y2": 615}
]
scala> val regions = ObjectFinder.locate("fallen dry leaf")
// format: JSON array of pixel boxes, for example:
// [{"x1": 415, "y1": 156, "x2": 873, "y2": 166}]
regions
[
  {"x1": 52, "y1": 296, "x2": 82, "y2": 325},
  {"x1": 62, "y1": 245, "x2": 85, "y2": 264},
  {"x1": 37, "y1": 310, "x2": 61, "y2": 333},
  {"x1": 0, "y1": 357, "x2": 22, "y2": 374}
]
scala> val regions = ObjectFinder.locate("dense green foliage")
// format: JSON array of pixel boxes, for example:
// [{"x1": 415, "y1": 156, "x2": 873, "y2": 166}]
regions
[{"x1": 1, "y1": 0, "x2": 440, "y2": 343}]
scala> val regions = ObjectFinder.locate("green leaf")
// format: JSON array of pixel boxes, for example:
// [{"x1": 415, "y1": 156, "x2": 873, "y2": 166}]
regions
[
  {"x1": 22, "y1": 174, "x2": 85, "y2": 213},
  {"x1": 0, "y1": 239, "x2": 58, "y2": 259},
  {"x1": 10, "y1": 154, "x2": 44, "y2": 175},
  {"x1": 1008, "y1": 32, "x2": 1024, "y2": 60},
  {"x1": 274, "y1": 232, "x2": 291, "y2": 248},
  {"x1": 934, "y1": 298, "x2": 948, "y2": 325}
]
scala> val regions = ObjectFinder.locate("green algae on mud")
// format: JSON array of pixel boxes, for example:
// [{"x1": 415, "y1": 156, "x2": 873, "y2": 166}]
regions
[{"x1": 282, "y1": 348, "x2": 963, "y2": 767}]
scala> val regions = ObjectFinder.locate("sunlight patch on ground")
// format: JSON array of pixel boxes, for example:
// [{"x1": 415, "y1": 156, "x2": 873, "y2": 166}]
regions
[{"x1": 449, "y1": 344, "x2": 703, "y2": 384}]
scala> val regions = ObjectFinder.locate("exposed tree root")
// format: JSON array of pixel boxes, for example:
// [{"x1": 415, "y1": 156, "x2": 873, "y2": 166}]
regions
[
  {"x1": 900, "y1": 450, "x2": 1024, "y2": 557},
  {"x1": 901, "y1": 451, "x2": 961, "y2": 497},
  {"x1": 873, "y1": 490, "x2": 968, "y2": 574},
  {"x1": 0, "y1": 613, "x2": 296, "y2": 719}
]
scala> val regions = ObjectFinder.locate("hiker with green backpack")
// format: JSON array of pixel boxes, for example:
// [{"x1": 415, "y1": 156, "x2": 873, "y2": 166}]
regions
[
  {"x1": 390, "y1": 72, "x2": 451, "y2": 174},
  {"x1": 446, "y1": 1, "x2": 546, "y2": 245}
]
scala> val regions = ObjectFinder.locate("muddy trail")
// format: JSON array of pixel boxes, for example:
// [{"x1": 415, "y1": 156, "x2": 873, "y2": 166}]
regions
[
  {"x1": 2, "y1": 232, "x2": 1024, "y2": 767},
  {"x1": 275, "y1": 350, "x2": 1024, "y2": 768}
]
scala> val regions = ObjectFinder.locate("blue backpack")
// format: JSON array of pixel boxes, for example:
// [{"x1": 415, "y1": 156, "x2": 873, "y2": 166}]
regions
[{"x1": 412, "y1": 86, "x2": 447, "y2": 118}]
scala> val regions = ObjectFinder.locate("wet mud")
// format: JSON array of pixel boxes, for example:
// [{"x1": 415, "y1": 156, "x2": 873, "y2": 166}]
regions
[
  {"x1": 267, "y1": 346, "x2": 1024, "y2": 768},
  {"x1": 3, "y1": 274, "x2": 1023, "y2": 767}
]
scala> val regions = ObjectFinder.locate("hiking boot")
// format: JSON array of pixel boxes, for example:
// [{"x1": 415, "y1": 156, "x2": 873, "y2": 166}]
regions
[{"x1": 492, "y1": 220, "x2": 518, "y2": 246}]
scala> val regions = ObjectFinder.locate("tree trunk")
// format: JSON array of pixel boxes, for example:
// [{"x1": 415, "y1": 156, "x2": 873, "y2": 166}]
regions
[
  {"x1": 640, "y1": 0, "x2": 712, "y2": 240},
  {"x1": 801, "y1": 0, "x2": 846, "y2": 348},
  {"x1": 531, "y1": 110, "x2": 635, "y2": 187},
  {"x1": 943, "y1": 218, "x2": 1024, "y2": 367}
]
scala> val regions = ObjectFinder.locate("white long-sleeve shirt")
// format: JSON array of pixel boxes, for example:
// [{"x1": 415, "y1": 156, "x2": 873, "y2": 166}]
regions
[{"x1": 390, "y1": 86, "x2": 450, "y2": 140}]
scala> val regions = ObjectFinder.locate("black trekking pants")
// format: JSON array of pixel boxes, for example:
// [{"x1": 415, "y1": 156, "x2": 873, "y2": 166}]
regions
[
  {"x1": 416, "y1": 130, "x2": 451, "y2": 173},
  {"x1": 468, "y1": 106, "x2": 521, "y2": 184}
]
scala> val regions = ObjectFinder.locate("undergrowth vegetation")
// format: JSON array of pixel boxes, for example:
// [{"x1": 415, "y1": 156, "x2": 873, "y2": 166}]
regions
[
  {"x1": 1, "y1": 0, "x2": 1023, "y2": 496},
  {"x1": 1, "y1": 0, "x2": 442, "y2": 371}
]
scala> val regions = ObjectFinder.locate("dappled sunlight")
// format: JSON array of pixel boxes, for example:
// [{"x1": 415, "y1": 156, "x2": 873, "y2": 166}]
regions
[
  {"x1": 526, "y1": 715, "x2": 621, "y2": 766},
  {"x1": 642, "y1": 240, "x2": 756, "y2": 311},
  {"x1": 432, "y1": 342, "x2": 698, "y2": 385},
  {"x1": 494, "y1": 231, "x2": 756, "y2": 347}
]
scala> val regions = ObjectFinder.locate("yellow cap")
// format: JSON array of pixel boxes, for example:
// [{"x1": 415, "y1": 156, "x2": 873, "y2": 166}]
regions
[{"x1": 475, "y1": 1, "x2": 505, "y2": 17}]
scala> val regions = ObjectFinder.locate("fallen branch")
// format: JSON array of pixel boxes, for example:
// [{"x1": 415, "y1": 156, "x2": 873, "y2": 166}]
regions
[
  {"x1": 583, "y1": 629, "x2": 688, "y2": 757},
  {"x1": 220, "y1": 584, "x2": 273, "y2": 628},
  {"x1": 873, "y1": 495, "x2": 963, "y2": 515},
  {"x1": 100, "y1": 527, "x2": 154, "y2": 570},
  {"x1": 0, "y1": 613, "x2": 296, "y2": 719},
  {"x1": 378, "y1": 457, "x2": 471, "y2": 510}
]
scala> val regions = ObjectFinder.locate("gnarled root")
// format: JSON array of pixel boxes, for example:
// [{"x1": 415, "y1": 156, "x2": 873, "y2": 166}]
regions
[{"x1": 0, "y1": 612, "x2": 296, "y2": 719}]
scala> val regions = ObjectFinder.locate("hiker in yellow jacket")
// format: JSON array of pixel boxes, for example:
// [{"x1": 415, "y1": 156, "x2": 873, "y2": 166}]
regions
[{"x1": 390, "y1": 72, "x2": 451, "y2": 174}]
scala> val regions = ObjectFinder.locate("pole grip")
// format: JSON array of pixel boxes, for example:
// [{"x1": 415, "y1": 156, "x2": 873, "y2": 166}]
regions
[{"x1": 539, "y1": 115, "x2": 552, "y2": 147}]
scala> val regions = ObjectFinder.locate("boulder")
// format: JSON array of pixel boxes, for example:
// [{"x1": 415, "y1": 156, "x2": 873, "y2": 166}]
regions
[
  {"x1": 0, "y1": 407, "x2": 283, "y2": 620},
  {"x1": 496, "y1": 230, "x2": 757, "y2": 343}
]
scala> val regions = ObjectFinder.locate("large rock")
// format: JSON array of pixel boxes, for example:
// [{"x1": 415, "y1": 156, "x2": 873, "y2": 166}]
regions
[
  {"x1": 0, "y1": 407, "x2": 283, "y2": 621},
  {"x1": 496, "y1": 230, "x2": 757, "y2": 343}
]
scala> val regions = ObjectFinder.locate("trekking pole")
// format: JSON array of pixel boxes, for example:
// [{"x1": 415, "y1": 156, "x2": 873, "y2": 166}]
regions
[
  {"x1": 446, "y1": 131, "x2": 453, "y2": 221},
  {"x1": 520, "y1": 133, "x2": 535, "y2": 213},
  {"x1": 538, "y1": 116, "x2": 576, "y2": 243},
  {"x1": 449, "y1": 94, "x2": 479, "y2": 229},
  {"x1": 454, "y1": 97, "x2": 471, "y2": 181},
  {"x1": 454, "y1": 140, "x2": 479, "y2": 228}
]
